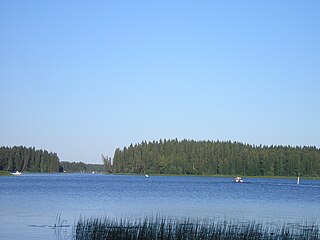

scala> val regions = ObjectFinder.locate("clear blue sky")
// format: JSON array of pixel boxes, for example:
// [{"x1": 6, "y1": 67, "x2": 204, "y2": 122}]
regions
[{"x1": 1, "y1": 1, "x2": 319, "y2": 163}]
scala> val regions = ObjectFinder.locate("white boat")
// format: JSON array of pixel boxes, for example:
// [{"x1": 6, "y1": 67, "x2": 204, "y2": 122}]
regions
[
  {"x1": 234, "y1": 176, "x2": 243, "y2": 183},
  {"x1": 12, "y1": 171, "x2": 22, "y2": 176}
]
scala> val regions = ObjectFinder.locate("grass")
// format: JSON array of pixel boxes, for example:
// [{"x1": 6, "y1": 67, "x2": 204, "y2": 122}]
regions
[
  {"x1": 74, "y1": 216, "x2": 320, "y2": 240},
  {"x1": 0, "y1": 170, "x2": 12, "y2": 176}
]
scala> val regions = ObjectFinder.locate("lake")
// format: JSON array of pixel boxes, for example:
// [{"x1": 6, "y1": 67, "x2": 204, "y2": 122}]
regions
[{"x1": 0, "y1": 174, "x2": 319, "y2": 239}]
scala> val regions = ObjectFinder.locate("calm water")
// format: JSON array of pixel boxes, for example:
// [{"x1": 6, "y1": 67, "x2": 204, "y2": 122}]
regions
[{"x1": 0, "y1": 174, "x2": 319, "y2": 239}]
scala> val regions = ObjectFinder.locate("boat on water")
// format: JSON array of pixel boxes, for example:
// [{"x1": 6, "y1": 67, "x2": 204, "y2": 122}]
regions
[
  {"x1": 12, "y1": 171, "x2": 22, "y2": 176},
  {"x1": 234, "y1": 176, "x2": 243, "y2": 183}
]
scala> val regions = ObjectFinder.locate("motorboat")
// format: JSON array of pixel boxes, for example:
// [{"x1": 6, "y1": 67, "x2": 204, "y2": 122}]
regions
[
  {"x1": 12, "y1": 171, "x2": 22, "y2": 176},
  {"x1": 234, "y1": 176, "x2": 243, "y2": 183}
]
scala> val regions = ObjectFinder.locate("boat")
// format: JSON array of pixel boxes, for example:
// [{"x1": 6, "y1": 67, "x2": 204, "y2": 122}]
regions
[
  {"x1": 234, "y1": 176, "x2": 243, "y2": 183},
  {"x1": 12, "y1": 171, "x2": 22, "y2": 176}
]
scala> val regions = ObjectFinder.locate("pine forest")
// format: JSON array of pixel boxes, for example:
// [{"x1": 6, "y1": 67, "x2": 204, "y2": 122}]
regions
[
  {"x1": 110, "y1": 139, "x2": 320, "y2": 177},
  {"x1": 0, "y1": 146, "x2": 60, "y2": 172}
]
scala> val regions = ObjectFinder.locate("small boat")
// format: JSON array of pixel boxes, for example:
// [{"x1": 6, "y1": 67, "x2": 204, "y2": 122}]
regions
[
  {"x1": 12, "y1": 171, "x2": 22, "y2": 176},
  {"x1": 234, "y1": 176, "x2": 243, "y2": 183}
]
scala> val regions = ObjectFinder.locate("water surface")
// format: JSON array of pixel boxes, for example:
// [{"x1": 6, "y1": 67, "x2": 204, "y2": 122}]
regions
[{"x1": 0, "y1": 174, "x2": 319, "y2": 239}]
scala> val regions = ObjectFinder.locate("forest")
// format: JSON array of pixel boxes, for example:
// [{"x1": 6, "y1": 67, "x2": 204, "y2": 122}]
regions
[
  {"x1": 2, "y1": 140, "x2": 320, "y2": 177},
  {"x1": 0, "y1": 146, "x2": 106, "y2": 173},
  {"x1": 110, "y1": 139, "x2": 320, "y2": 177},
  {"x1": 60, "y1": 161, "x2": 105, "y2": 173},
  {"x1": 0, "y1": 146, "x2": 60, "y2": 172}
]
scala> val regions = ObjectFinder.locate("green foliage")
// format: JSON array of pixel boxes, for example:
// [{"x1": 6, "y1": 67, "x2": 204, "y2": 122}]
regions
[
  {"x1": 111, "y1": 140, "x2": 320, "y2": 177},
  {"x1": 0, "y1": 170, "x2": 12, "y2": 176},
  {"x1": 101, "y1": 154, "x2": 113, "y2": 173},
  {"x1": 60, "y1": 161, "x2": 105, "y2": 173},
  {"x1": 0, "y1": 146, "x2": 60, "y2": 172}
]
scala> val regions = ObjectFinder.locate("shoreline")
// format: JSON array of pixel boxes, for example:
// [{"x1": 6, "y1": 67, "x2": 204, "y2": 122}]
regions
[
  {"x1": 0, "y1": 170, "x2": 12, "y2": 176},
  {"x1": 105, "y1": 172, "x2": 320, "y2": 180},
  {"x1": 1, "y1": 170, "x2": 319, "y2": 180}
]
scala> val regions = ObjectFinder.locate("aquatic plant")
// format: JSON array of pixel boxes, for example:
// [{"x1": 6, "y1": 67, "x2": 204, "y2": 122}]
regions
[
  {"x1": 74, "y1": 216, "x2": 319, "y2": 240},
  {"x1": 52, "y1": 214, "x2": 71, "y2": 240}
]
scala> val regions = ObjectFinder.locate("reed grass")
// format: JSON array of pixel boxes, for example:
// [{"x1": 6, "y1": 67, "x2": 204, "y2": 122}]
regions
[{"x1": 74, "y1": 216, "x2": 319, "y2": 240}]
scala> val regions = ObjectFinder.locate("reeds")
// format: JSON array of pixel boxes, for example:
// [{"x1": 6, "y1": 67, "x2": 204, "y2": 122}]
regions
[{"x1": 74, "y1": 216, "x2": 319, "y2": 240}]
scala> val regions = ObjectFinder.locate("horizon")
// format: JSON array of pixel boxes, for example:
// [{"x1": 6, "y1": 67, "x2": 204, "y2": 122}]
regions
[{"x1": 1, "y1": 1, "x2": 320, "y2": 164}]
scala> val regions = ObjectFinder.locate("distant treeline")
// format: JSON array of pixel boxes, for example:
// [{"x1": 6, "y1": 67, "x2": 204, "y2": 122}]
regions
[
  {"x1": 60, "y1": 161, "x2": 105, "y2": 173},
  {"x1": 0, "y1": 146, "x2": 60, "y2": 172},
  {"x1": 111, "y1": 139, "x2": 320, "y2": 177},
  {"x1": 0, "y1": 146, "x2": 105, "y2": 173}
]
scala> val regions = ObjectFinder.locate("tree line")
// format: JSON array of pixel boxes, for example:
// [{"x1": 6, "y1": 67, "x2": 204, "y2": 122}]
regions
[
  {"x1": 60, "y1": 161, "x2": 105, "y2": 173},
  {"x1": 110, "y1": 139, "x2": 320, "y2": 177},
  {"x1": 0, "y1": 146, "x2": 105, "y2": 173},
  {"x1": 0, "y1": 146, "x2": 60, "y2": 172}
]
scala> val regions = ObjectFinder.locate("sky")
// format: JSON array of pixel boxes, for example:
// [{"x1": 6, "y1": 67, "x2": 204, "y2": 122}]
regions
[{"x1": 1, "y1": 1, "x2": 319, "y2": 164}]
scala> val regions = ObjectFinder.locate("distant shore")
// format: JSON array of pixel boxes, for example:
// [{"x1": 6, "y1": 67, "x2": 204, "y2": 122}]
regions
[
  {"x1": 1, "y1": 171, "x2": 319, "y2": 180},
  {"x1": 105, "y1": 172, "x2": 320, "y2": 180},
  {"x1": 0, "y1": 170, "x2": 12, "y2": 176}
]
